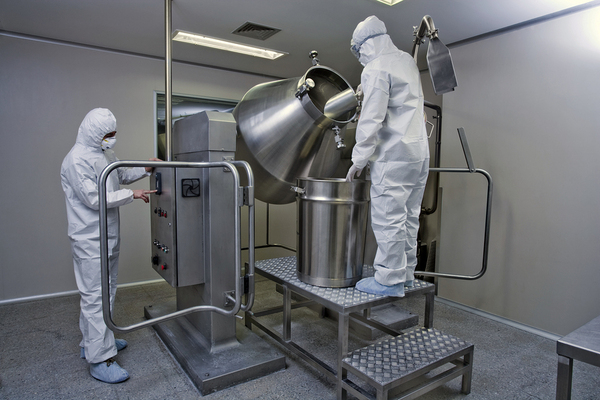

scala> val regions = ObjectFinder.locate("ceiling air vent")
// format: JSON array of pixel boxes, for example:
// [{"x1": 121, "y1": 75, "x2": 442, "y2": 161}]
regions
[{"x1": 232, "y1": 22, "x2": 281, "y2": 41}]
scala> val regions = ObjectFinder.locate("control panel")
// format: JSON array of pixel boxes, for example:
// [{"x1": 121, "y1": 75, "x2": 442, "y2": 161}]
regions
[
  {"x1": 150, "y1": 168, "x2": 176, "y2": 285},
  {"x1": 150, "y1": 167, "x2": 205, "y2": 287}
]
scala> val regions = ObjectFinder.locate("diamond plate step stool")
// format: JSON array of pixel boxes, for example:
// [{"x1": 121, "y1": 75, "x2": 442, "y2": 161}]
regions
[{"x1": 340, "y1": 328, "x2": 474, "y2": 400}]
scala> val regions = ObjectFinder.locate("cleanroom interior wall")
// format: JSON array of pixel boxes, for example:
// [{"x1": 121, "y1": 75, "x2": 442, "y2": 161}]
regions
[
  {"x1": 0, "y1": 35, "x2": 272, "y2": 301},
  {"x1": 6, "y1": 6, "x2": 598, "y2": 341},
  {"x1": 436, "y1": 6, "x2": 600, "y2": 336}
]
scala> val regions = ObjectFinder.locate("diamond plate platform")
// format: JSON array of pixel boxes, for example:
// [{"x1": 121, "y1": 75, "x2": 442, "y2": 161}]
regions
[
  {"x1": 256, "y1": 256, "x2": 434, "y2": 314},
  {"x1": 248, "y1": 257, "x2": 438, "y2": 396},
  {"x1": 341, "y1": 328, "x2": 474, "y2": 400}
]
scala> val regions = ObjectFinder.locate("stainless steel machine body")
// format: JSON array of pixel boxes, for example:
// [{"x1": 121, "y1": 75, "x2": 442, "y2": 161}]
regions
[
  {"x1": 145, "y1": 111, "x2": 285, "y2": 393},
  {"x1": 233, "y1": 65, "x2": 357, "y2": 204},
  {"x1": 294, "y1": 178, "x2": 370, "y2": 287},
  {"x1": 141, "y1": 59, "x2": 361, "y2": 394},
  {"x1": 150, "y1": 111, "x2": 238, "y2": 344}
]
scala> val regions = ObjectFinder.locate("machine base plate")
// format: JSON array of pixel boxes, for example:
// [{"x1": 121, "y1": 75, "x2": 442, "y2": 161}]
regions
[{"x1": 145, "y1": 302, "x2": 286, "y2": 395}]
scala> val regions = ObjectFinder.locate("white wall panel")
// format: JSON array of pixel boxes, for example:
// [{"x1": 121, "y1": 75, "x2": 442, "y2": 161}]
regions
[
  {"x1": 0, "y1": 36, "x2": 270, "y2": 300},
  {"x1": 437, "y1": 6, "x2": 600, "y2": 335}
]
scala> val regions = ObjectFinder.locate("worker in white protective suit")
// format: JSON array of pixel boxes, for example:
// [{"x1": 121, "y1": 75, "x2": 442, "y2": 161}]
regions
[
  {"x1": 61, "y1": 108, "x2": 159, "y2": 383},
  {"x1": 346, "y1": 16, "x2": 429, "y2": 297}
]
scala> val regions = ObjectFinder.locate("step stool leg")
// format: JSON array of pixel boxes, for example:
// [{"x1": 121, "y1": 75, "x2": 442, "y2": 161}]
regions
[
  {"x1": 376, "y1": 387, "x2": 388, "y2": 400},
  {"x1": 461, "y1": 348, "x2": 474, "y2": 394},
  {"x1": 282, "y1": 284, "x2": 292, "y2": 341},
  {"x1": 424, "y1": 291, "x2": 434, "y2": 328},
  {"x1": 337, "y1": 369, "x2": 346, "y2": 400},
  {"x1": 337, "y1": 312, "x2": 350, "y2": 400}
]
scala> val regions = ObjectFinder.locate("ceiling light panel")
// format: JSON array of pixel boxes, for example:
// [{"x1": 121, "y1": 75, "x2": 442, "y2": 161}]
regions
[
  {"x1": 172, "y1": 30, "x2": 287, "y2": 60},
  {"x1": 375, "y1": 0, "x2": 404, "y2": 5}
]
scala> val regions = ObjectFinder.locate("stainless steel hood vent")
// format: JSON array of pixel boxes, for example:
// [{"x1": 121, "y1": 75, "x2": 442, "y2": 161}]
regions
[{"x1": 232, "y1": 22, "x2": 281, "y2": 41}]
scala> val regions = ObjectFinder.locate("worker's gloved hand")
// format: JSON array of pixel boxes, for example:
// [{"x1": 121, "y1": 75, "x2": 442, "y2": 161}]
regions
[
  {"x1": 345, "y1": 164, "x2": 364, "y2": 182},
  {"x1": 145, "y1": 157, "x2": 163, "y2": 173},
  {"x1": 133, "y1": 189, "x2": 156, "y2": 203},
  {"x1": 355, "y1": 84, "x2": 363, "y2": 103}
]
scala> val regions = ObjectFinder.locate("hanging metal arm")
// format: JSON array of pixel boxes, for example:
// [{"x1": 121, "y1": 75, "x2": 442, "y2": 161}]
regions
[
  {"x1": 412, "y1": 15, "x2": 458, "y2": 95},
  {"x1": 98, "y1": 160, "x2": 255, "y2": 333},
  {"x1": 415, "y1": 128, "x2": 493, "y2": 281},
  {"x1": 411, "y1": 15, "x2": 438, "y2": 60}
]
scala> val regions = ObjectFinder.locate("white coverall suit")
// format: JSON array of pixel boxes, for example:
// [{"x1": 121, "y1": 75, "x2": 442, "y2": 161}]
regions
[
  {"x1": 348, "y1": 16, "x2": 429, "y2": 295},
  {"x1": 61, "y1": 108, "x2": 149, "y2": 364}
]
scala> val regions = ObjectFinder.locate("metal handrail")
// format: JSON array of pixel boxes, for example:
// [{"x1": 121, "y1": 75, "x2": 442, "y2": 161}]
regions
[
  {"x1": 233, "y1": 160, "x2": 256, "y2": 312},
  {"x1": 415, "y1": 167, "x2": 492, "y2": 281},
  {"x1": 98, "y1": 160, "x2": 255, "y2": 333},
  {"x1": 415, "y1": 127, "x2": 493, "y2": 281}
]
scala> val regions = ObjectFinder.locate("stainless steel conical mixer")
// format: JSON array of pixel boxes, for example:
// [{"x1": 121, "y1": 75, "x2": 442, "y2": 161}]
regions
[{"x1": 233, "y1": 57, "x2": 358, "y2": 204}]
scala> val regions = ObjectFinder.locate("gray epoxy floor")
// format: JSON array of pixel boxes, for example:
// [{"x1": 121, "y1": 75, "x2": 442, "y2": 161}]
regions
[{"x1": 1, "y1": 278, "x2": 599, "y2": 400}]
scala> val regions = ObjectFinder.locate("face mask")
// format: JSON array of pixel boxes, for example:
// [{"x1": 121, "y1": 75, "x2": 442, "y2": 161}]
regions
[
  {"x1": 351, "y1": 43, "x2": 361, "y2": 59},
  {"x1": 101, "y1": 137, "x2": 117, "y2": 151},
  {"x1": 351, "y1": 33, "x2": 385, "y2": 61}
]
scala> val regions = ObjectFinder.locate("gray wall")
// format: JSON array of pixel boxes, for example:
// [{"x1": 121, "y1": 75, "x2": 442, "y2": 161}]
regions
[
  {"x1": 0, "y1": 35, "x2": 275, "y2": 301},
  {"x1": 436, "y1": 6, "x2": 600, "y2": 336}
]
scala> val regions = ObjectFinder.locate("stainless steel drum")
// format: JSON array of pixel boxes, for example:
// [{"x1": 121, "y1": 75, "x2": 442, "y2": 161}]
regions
[
  {"x1": 295, "y1": 177, "x2": 370, "y2": 287},
  {"x1": 233, "y1": 66, "x2": 357, "y2": 204}
]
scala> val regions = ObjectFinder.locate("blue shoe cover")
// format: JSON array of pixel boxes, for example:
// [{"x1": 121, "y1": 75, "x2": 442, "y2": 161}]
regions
[
  {"x1": 355, "y1": 277, "x2": 405, "y2": 297},
  {"x1": 404, "y1": 280, "x2": 414, "y2": 288},
  {"x1": 81, "y1": 339, "x2": 127, "y2": 359},
  {"x1": 115, "y1": 338, "x2": 128, "y2": 351},
  {"x1": 90, "y1": 358, "x2": 129, "y2": 383}
]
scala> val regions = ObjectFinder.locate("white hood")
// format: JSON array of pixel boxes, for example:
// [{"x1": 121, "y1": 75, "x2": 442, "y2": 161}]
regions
[
  {"x1": 351, "y1": 15, "x2": 398, "y2": 66},
  {"x1": 75, "y1": 108, "x2": 117, "y2": 150}
]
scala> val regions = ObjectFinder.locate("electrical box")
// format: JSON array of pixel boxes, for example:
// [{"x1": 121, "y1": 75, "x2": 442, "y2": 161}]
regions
[
  {"x1": 150, "y1": 111, "x2": 237, "y2": 288},
  {"x1": 150, "y1": 167, "x2": 204, "y2": 287}
]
